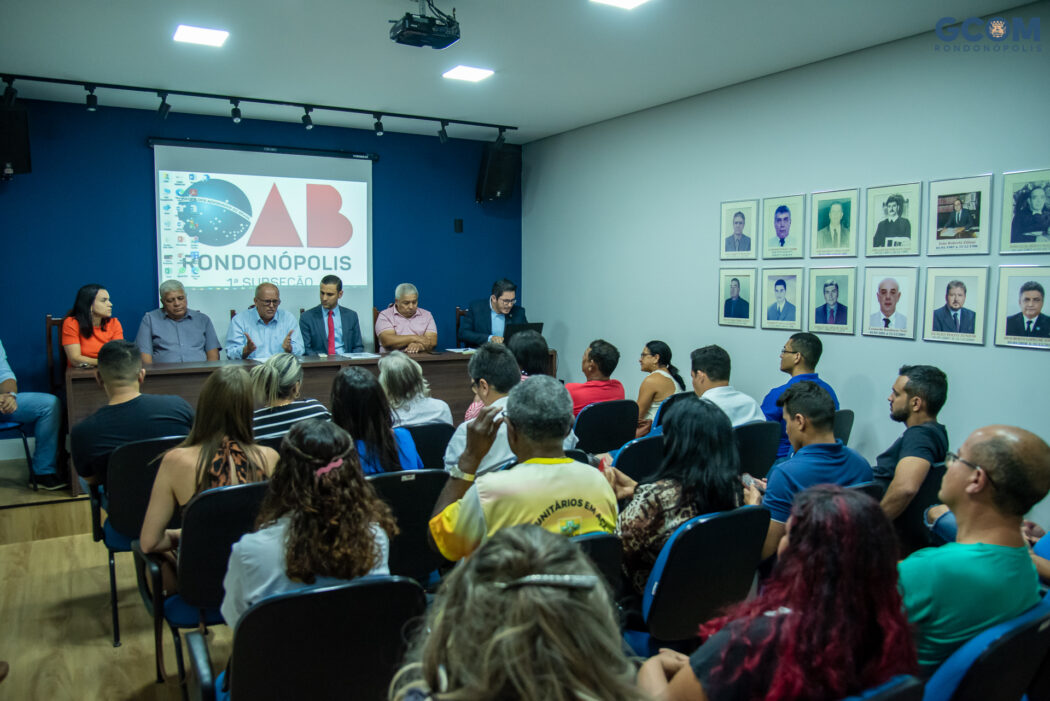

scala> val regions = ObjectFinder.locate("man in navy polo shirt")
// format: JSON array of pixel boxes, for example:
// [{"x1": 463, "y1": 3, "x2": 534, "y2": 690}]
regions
[
  {"x1": 746, "y1": 381, "x2": 871, "y2": 559},
  {"x1": 760, "y1": 332, "x2": 839, "y2": 460}
]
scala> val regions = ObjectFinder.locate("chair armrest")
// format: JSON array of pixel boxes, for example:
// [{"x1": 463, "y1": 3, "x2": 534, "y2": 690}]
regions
[
  {"x1": 131, "y1": 539, "x2": 165, "y2": 618},
  {"x1": 89, "y1": 485, "x2": 104, "y2": 542},
  {"x1": 185, "y1": 631, "x2": 216, "y2": 701}
]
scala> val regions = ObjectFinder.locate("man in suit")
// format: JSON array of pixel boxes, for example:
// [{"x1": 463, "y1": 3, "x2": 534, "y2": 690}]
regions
[
  {"x1": 869, "y1": 277, "x2": 908, "y2": 330},
  {"x1": 300, "y1": 275, "x2": 364, "y2": 355},
  {"x1": 942, "y1": 198, "x2": 975, "y2": 230},
  {"x1": 724, "y1": 211, "x2": 751, "y2": 252},
  {"x1": 931, "y1": 280, "x2": 976, "y2": 334},
  {"x1": 723, "y1": 277, "x2": 749, "y2": 319},
  {"x1": 766, "y1": 278, "x2": 796, "y2": 321},
  {"x1": 767, "y1": 204, "x2": 793, "y2": 251},
  {"x1": 816, "y1": 202, "x2": 850, "y2": 249},
  {"x1": 1005, "y1": 281, "x2": 1050, "y2": 337},
  {"x1": 458, "y1": 278, "x2": 528, "y2": 347},
  {"x1": 814, "y1": 280, "x2": 847, "y2": 325},
  {"x1": 872, "y1": 194, "x2": 911, "y2": 248}
]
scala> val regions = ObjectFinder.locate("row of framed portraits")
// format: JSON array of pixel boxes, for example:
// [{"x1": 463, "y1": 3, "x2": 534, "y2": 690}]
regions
[
  {"x1": 720, "y1": 168, "x2": 1050, "y2": 261},
  {"x1": 717, "y1": 265, "x2": 1050, "y2": 351}
]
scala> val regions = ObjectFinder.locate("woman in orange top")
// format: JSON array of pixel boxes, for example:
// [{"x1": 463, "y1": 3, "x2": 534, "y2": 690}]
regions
[{"x1": 61, "y1": 284, "x2": 123, "y2": 366}]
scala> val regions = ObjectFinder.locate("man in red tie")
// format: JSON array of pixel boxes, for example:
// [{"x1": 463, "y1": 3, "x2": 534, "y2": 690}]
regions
[{"x1": 299, "y1": 275, "x2": 365, "y2": 356}]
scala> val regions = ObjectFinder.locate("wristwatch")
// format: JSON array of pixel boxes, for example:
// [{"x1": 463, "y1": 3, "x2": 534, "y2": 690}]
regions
[{"x1": 448, "y1": 464, "x2": 476, "y2": 482}]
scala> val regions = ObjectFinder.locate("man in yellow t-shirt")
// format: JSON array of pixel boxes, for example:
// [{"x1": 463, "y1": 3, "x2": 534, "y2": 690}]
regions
[{"x1": 429, "y1": 375, "x2": 617, "y2": 562}]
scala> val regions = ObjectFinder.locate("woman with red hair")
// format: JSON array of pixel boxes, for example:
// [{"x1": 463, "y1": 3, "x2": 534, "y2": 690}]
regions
[{"x1": 638, "y1": 484, "x2": 917, "y2": 700}]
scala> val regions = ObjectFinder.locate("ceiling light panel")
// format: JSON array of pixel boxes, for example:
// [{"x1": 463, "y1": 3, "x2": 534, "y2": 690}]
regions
[
  {"x1": 590, "y1": 0, "x2": 653, "y2": 9},
  {"x1": 442, "y1": 65, "x2": 494, "y2": 82},
  {"x1": 173, "y1": 24, "x2": 230, "y2": 47}
]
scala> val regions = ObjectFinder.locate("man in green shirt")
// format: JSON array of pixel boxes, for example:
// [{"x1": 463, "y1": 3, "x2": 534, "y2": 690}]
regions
[{"x1": 898, "y1": 424, "x2": 1050, "y2": 672}]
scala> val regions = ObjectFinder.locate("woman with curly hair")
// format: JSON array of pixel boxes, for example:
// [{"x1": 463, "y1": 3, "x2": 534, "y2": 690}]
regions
[
  {"x1": 61, "y1": 283, "x2": 123, "y2": 366},
  {"x1": 390, "y1": 524, "x2": 646, "y2": 701},
  {"x1": 221, "y1": 419, "x2": 396, "y2": 629},
  {"x1": 638, "y1": 484, "x2": 917, "y2": 701}
]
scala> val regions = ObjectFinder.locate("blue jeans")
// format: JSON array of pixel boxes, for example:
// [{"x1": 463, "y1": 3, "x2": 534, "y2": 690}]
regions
[{"x1": 3, "y1": 391, "x2": 61, "y2": 476}]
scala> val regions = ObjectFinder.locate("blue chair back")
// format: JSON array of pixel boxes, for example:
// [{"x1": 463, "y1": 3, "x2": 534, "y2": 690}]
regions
[
  {"x1": 404, "y1": 422, "x2": 456, "y2": 470},
  {"x1": 106, "y1": 435, "x2": 187, "y2": 539},
  {"x1": 840, "y1": 675, "x2": 923, "y2": 700},
  {"x1": 733, "y1": 421, "x2": 780, "y2": 479},
  {"x1": 367, "y1": 469, "x2": 451, "y2": 581},
  {"x1": 574, "y1": 399, "x2": 638, "y2": 454},
  {"x1": 834, "y1": 408, "x2": 856, "y2": 445},
  {"x1": 572, "y1": 532, "x2": 621, "y2": 594},
  {"x1": 612, "y1": 434, "x2": 664, "y2": 484},
  {"x1": 849, "y1": 481, "x2": 884, "y2": 502},
  {"x1": 653, "y1": 392, "x2": 693, "y2": 428}
]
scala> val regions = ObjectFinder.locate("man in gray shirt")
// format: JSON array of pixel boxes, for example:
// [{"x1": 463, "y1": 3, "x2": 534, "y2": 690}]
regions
[{"x1": 135, "y1": 280, "x2": 220, "y2": 363}]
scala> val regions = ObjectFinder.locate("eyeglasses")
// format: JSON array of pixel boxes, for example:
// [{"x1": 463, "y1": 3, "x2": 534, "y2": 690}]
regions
[
  {"x1": 497, "y1": 298, "x2": 516, "y2": 305},
  {"x1": 256, "y1": 299, "x2": 281, "y2": 307},
  {"x1": 946, "y1": 450, "x2": 998, "y2": 490},
  {"x1": 640, "y1": 351, "x2": 653, "y2": 358},
  {"x1": 779, "y1": 347, "x2": 798, "y2": 356}
]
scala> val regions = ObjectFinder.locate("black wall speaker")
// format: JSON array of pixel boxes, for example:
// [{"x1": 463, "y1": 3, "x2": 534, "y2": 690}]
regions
[
  {"x1": 0, "y1": 107, "x2": 31, "y2": 175},
  {"x1": 475, "y1": 143, "x2": 521, "y2": 202}
]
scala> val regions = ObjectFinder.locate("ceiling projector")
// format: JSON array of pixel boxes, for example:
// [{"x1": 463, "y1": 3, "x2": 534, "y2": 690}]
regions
[{"x1": 390, "y1": 0, "x2": 460, "y2": 49}]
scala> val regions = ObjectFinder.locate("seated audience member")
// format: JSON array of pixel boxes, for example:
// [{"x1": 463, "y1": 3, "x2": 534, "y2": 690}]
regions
[
  {"x1": 635, "y1": 340, "x2": 687, "y2": 436},
  {"x1": 876, "y1": 366, "x2": 949, "y2": 529},
  {"x1": 225, "y1": 283, "x2": 303, "y2": 360},
  {"x1": 139, "y1": 365, "x2": 279, "y2": 554},
  {"x1": 71, "y1": 341, "x2": 194, "y2": 487},
  {"x1": 392, "y1": 525, "x2": 643, "y2": 701},
  {"x1": 0, "y1": 339, "x2": 63, "y2": 489},
  {"x1": 330, "y1": 366, "x2": 423, "y2": 475},
  {"x1": 299, "y1": 275, "x2": 364, "y2": 355},
  {"x1": 445, "y1": 343, "x2": 577, "y2": 477},
  {"x1": 565, "y1": 339, "x2": 625, "y2": 418},
  {"x1": 429, "y1": 376, "x2": 616, "y2": 562},
  {"x1": 688, "y1": 345, "x2": 764, "y2": 426},
  {"x1": 62, "y1": 283, "x2": 123, "y2": 367},
  {"x1": 375, "y1": 283, "x2": 437, "y2": 354},
  {"x1": 746, "y1": 381, "x2": 871, "y2": 559},
  {"x1": 458, "y1": 278, "x2": 528, "y2": 347},
  {"x1": 135, "y1": 279, "x2": 220, "y2": 364},
  {"x1": 638, "y1": 485, "x2": 916, "y2": 700},
  {"x1": 250, "y1": 354, "x2": 331, "y2": 440},
  {"x1": 611, "y1": 397, "x2": 742, "y2": 594},
  {"x1": 898, "y1": 425, "x2": 1050, "y2": 672},
  {"x1": 464, "y1": 329, "x2": 550, "y2": 420},
  {"x1": 761, "y1": 332, "x2": 839, "y2": 460},
  {"x1": 378, "y1": 351, "x2": 452, "y2": 428},
  {"x1": 221, "y1": 420, "x2": 394, "y2": 629}
]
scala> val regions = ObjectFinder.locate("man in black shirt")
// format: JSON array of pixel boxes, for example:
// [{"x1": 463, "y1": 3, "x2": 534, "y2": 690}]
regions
[{"x1": 71, "y1": 341, "x2": 194, "y2": 487}]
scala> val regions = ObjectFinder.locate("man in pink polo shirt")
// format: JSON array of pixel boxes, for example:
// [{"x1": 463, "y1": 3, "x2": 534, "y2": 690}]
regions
[{"x1": 375, "y1": 282, "x2": 438, "y2": 353}]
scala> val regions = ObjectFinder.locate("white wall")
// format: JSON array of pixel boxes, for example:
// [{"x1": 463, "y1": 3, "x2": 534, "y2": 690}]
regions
[{"x1": 522, "y1": 3, "x2": 1050, "y2": 518}]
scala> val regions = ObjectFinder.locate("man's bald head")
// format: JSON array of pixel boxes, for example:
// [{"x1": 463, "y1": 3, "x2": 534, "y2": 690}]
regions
[
  {"x1": 253, "y1": 283, "x2": 281, "y2": 322},
  {"x1": 968, "y1": 425, "x2": 1050, "y2": 517}
]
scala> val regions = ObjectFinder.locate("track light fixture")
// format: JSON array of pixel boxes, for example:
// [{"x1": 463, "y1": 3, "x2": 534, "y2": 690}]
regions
[
  {"x1": 230, "y1": 99, "x2": 242, "y2": 123},
  {"x1": 157, "y1": 92, "x2": 171, "y2": 119},
  {"x1": 302, "y1": 106, "x2": 314, "y2": 129},
  {"x1": 2, "y1": 78, "x2": 16, "y2": 107},
  {"x1": 373, "y1": 113, "x2": 384, "y2": 136},
  {"x1": 437, "y1": 120, "x2": 449, "y2": 144},
  {"x1": 494, "y1": 127, "x2": 506, "y2": 148},
  {"x1": 85, "y1": 85, "x2": 98, "y2": 112}
]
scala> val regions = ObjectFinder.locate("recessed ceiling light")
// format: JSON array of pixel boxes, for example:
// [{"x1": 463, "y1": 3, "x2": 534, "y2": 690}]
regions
[
  {"x1": 443, "y1": 65, "x2": 494, "y2": 82},
  {"x1": 173, "y1": 24, "x2": 230, "y2": 47},
  {"x1": 590, "y1": 0, "x2": 653, "y2": 8}
]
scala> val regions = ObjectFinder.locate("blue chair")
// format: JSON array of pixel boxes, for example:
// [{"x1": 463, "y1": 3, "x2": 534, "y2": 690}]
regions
[
  {"x1": 653, "y1": 391, "x2": 692, "y2": 428},
  {"x1": 623, "y1": 506, "x2": 770, "y2": 656},
  {"x1": 733, "y1": 421, "x2": 780, "y2": 479},
  {"x1": 574, "y1": 399, "x2": 638, "y2": 454},
  {"x1": 572, "y1": 531, "x2": 622, "y2": 594},
  {"x1": 367, "y1": 469, "x2": 451, "y2": 583},
  {"x1": 923, "y1": 595, "x2": 1050, "y2": 701},
  {"x1": 0, "y1": 420, "x2": 35, "y2": 490},
  {"x1": 849, "y1": 481, "x2": 885, "y2": 502},
  {"x1": 612, "y1": 434, "x2": 664, "y2": 484},
  {"x1": 405, "y1": 422, "x2": 456, "y2": 470},
  {"x1": 834, "y1": 408, "x2": 856, "y2": 446},
  {"x1": 841, "y1": 675, "x2": 924, "y2": 700}
]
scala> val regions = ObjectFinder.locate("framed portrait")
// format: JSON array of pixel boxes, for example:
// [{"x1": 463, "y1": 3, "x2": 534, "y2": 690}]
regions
[
  {"x1": 994, "y1": 266, "x2": 1050, "y2": 350},
  {"x1": 1000, "y1": 168, "x2": 1050, "y2": 254},
  {"x1": 807, "y1": 267, "x2": 856, "y2": 336},
  {"x1": 720, "y1": 200, "x2": 759, "y2": 260},
  {"x1": 865, "y1": 182, "x2": 921, "y2": 257},
  {"x1": 760, "y1": 267, "x2": 803, "y2": 331},
  {"x1": 927, "y1": 174, "x2": 992, "y2": 255},
  {"x1": 922, "y1": 267, "x2": 988, "y2": 346},
  {"x1": 762, "y1": 195, "x2": 805, "y2": 260},
  {"x1": 810, "y1": 189, "x2": 858, "y2": 257},
  {"x1": 718, "y1": 268, "x2": 756, "y2": 327},
  {"x1": 862, "y1": 267, "x2": 918, "y2": 340}
]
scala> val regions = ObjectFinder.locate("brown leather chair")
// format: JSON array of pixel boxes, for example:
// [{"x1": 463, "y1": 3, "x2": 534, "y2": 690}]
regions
[
  {"x1": 372, "y1": 306, "x2": 380, "y2": 352},
  {"x1": 45, "y1": 314, "x2": 66, "y2": 396},
  {"x1": 455, "y1": 306, "x2": 469, "y2": 348}
]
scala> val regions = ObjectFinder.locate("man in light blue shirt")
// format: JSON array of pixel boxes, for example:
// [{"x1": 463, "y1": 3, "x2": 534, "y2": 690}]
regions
[
  {"x1": 0, "y1": 339, "x2": 64, "y2": 489},
  {"x1": 225, "y1": 283, "x2": 304, "y2": 359}
]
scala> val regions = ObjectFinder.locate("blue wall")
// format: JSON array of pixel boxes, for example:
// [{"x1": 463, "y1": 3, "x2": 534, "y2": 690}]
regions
[{"x1": 0, "y1": 99, "x2": 522, "y2": 391}]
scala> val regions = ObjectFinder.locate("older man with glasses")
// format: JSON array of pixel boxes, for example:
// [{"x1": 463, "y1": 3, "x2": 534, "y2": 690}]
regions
[{"x1": 225, "y1": 282, "x2": 303, "y2": 359}]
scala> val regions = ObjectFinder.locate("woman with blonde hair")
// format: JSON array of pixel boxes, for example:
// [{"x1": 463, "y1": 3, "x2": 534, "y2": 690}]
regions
[
  {"x1": 378, "y1": 350, "x2": 452, "y2": 427},
  {"x1": 389, "y1": 525, "x2": 647, "y2": 701},
  {"x1": 140, "y1": 365, "x2": 279, "y2": 554},
  {"x1": 250, "y1": 354, "x2": 330, "y2": 440}
]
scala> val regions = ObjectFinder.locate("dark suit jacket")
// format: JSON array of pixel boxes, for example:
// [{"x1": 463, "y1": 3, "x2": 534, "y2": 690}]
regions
[
  {"x1": 942, "y1": 209, "x2": 975, "y2": 229},
  {"x1": 458, "y1": 299, "x2": 527, "y2": 347},
  {"x1": 814, "y1": 303, "x2": 848, "y2": 325},
  {"x1": 299, "y1": 305, "x2": 364, "y2": 354},
  {"x1": 932, "y1": 305, "x2": 976, "y2": 334},
  {"x1": 1006, "y1": 312, "x2": 1050, "y2": 338},
  {"x1": 723, "y1": 297, "x2": 749, "y2": 319}
]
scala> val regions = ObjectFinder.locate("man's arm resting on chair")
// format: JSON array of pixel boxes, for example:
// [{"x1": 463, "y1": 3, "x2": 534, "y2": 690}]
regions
[{"x1": 880, "y1": 457, "x2": 931, "y2": 521}]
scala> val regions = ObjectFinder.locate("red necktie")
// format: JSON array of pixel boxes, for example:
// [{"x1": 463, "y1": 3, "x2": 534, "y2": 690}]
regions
[
  {"x1": 828, "y1": 307, "x2": 836, "y2": 324},
  {"x1": 327, "y1": 310, "x2": 336, "y2": 354}
]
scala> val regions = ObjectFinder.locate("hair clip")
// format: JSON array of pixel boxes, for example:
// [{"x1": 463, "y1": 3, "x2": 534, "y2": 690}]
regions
[
  {"x1": 493, "y1": 574, "x2": 599, "y2": 591},
  {"x1": 315, "y1": 457, "x2": 342, "y2": 477}
]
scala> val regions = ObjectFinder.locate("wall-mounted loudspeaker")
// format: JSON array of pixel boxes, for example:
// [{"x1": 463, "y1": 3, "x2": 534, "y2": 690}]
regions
[
  {"x1": 0, "y1": 107, "x2": 31, "y2": 177},
  {"x1": 475, "y1": 143, "x2": 520, "y2": 202}
]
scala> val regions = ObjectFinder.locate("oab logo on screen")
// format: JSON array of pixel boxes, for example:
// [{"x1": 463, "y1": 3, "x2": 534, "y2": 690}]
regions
[{"x1": 176, "y1": 178, "x2": 354, "y2": 248}]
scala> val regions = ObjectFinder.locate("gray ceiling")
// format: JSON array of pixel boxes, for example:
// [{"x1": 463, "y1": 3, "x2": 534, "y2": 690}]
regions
[{"x1": 1, "y1": 0, "x2": 1020, "y2": 143}]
